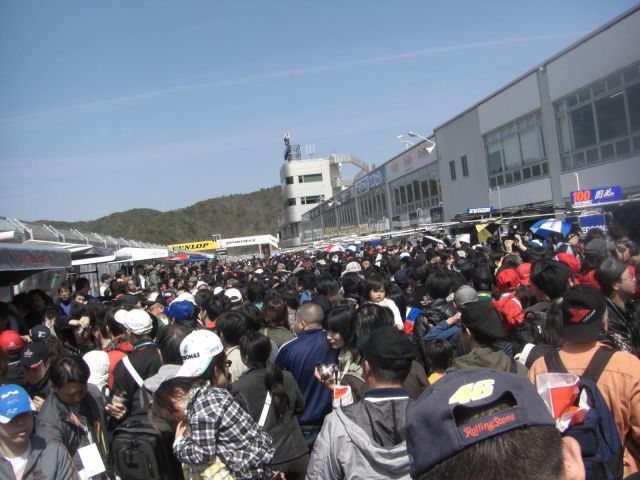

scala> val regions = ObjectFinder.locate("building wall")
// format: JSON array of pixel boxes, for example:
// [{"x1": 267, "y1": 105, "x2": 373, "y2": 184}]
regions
[{"x1": 435, "y1": 108, "x2": 489, "y2": 220}]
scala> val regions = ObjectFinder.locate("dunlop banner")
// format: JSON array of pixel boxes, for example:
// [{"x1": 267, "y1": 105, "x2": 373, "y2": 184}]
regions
[{"x1": 167, "y1": 240, "x2": 217, "y2": 251}]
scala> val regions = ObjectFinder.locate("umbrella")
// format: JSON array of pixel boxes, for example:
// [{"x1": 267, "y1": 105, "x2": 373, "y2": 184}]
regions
[
  {"x1": 455, "y1": 233, "x2": 471, "y2": 245},
  {"x1": 529, "y1": 218, "x2": 571, "y2": 238},
  {"x1": 323, "y1": 244, "x2": 345, "y2": 253},
  {"x1": 475, "y1": 222, "x2": 501, "y2": 243},
  {"x1": 423, "y1": 235, "x2": 445, "y2": 245}
]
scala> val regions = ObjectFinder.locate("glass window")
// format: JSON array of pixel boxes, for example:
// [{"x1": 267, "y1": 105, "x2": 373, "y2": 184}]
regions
[
  {"x1": 394, "y1": 188, "x2": 400, "y2": 207},
  {"x1": 413, "y1": 180, "x2": 421, "y2": 200},
  {"x1": 400, "y1": 186, "x2": 407, "y2": 204},
  {"x1": 287, "y1": 198, "x2": 296, "y2": 206},
  {"x1": 502, "y1": 135, "x2": 521, "y2": 170},
  {"x1": 520, "y1": 128, "x2": 541, "y2": 164},
  {"x1": 487, "y1": 144, "x2": 503, "y2": 174},
  {"x1": 407, "y1": 184, "x2": 414, "y2": 204},
  {"x1": 627, "y1": 83, "x2": 640, "y2": 131},
  {"x1": 449, "y1": 160, "x2": 456, "y2": 181},
  {"x1": 595, "y1": 93, "x2": 628, "y2": 141},
  {"x1": 421, "y1": 180, "x2": 430, "y2": 198},
  {"x1": 285, "y1": 177, "x2": 294, "y2": 185},
  {"x1": 461, "y1": 156, "x2": 469, "y2": 177},
  {"x1": 570, "y1": 104, "x2": 596, "y2": 149}
]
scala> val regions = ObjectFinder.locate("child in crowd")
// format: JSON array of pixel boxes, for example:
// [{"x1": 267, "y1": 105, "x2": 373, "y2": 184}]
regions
[
  {"x1": 360, "y1": 274, "x2": 404, "y2": 330},
  {"x1": 424, "y1": 339, "x2": 453, "y2": 384}
]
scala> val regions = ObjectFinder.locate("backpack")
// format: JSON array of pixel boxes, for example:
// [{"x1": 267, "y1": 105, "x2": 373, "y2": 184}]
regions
[
  {"x1": 543, "y1": 347, "x2": 624, "y2": 480},
  {"x1": 511, "y1": 306, "x2": 548, "y2": 352},
  {"x1": 110, "y1": 410, "x2": 184, "y2": 480}
]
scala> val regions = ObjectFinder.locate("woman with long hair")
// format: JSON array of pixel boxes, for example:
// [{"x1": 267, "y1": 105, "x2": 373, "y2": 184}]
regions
[
  {"x1": 230, "y1": 331, "x2": 308, "y2": 480},
  {"x1": 262, "y1": 297, "x2": 295, "y2": 348}
]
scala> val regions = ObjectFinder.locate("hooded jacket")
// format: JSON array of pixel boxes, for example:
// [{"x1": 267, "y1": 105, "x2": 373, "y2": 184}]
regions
[
  {"x1": 0, "y1": 435, "x2": 76, "y2": 480},
  {"x1": 453, "y1": 346, "x2": 529, "y2": 378},
  {"x1": 306, "y1": 388, "x2": 412, "y2": 479}
]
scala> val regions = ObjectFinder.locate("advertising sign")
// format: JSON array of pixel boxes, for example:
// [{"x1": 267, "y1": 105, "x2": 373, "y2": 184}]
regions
[
  {"x1": 579, "y1": 214, "x2": 607, "y2": 234},
  {"x1": 168, "y1": 240, "x2": 217, "y2": 251},
  {"x1": 570, "y1": 186, "x2": 623, "y2": 207},
  {"x1": 467, "y1": 207, "x2": 494, "y2": 214},
  {"x1": 356, "y1": 168, "x2": 385, "y2": 195}
]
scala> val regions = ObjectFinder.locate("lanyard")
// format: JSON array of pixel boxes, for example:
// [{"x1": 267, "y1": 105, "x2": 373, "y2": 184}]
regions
[{"x1": 134, "y1": 341, "x2": 155, "y2": 351}]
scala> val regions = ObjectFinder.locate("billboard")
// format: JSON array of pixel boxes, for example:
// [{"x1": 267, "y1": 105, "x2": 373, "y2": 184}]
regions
[
  {"x1": 167, "y1": 240, "x2": 217, "y2": 251},
  {"x1": 570, "y1": 186, "x2": 623, "y2": 207}
]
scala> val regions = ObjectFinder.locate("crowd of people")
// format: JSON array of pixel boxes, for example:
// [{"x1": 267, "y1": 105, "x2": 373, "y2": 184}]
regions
[{"x1": 0, "y1": 222, "x2": 639, "y2": 479}]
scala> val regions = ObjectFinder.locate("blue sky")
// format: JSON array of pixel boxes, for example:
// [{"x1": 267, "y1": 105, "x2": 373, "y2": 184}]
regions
[{"x1": 0, "y1": 1, "x2": 636, "y2": 221}]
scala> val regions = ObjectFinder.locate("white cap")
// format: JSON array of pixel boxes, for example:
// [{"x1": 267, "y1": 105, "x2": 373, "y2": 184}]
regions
[
  {"x1": 176, "y1": 330, "x2": 224, "y2": 378},
  {"x1": 122, "y1": 309, "x2": 153, "y2": 335},
  {"x1": 213, "y1": 286, "x2": 223, "y2": 295},
  {"x1": 114, "y1": 309, "x2": 128, "y2": 325},
  {"x1": 344, "y1": 261, "x2": 362, "y2": 273},
  {"x1": 224, "y1": 288, "x2": 242, "y2": 304}
]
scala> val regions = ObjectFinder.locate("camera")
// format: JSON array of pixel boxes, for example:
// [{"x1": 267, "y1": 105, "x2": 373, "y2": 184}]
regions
[{"x1": 316, "y1": 363, "x2": 338, "y2": 381}]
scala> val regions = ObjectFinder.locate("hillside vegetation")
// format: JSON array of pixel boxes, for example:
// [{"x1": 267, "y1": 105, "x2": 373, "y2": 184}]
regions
[{"x1": 42, "y1": 186, "x2": 283, "y2": 245}]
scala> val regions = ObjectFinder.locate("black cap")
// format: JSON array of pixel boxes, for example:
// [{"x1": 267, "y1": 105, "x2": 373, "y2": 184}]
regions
[
  {"x1": 461, "y1": 301, "x2": 506, "y2": 340},
  {"x1": 142, "y1": 293, "x2": 167, "y2": 307},
  {"x1": 357, "y1": 326, "x2": 414, "y2": 368},
  {"x1": 561, "y1": 285, "x2": 606, "y2": 343},
  {"x1": 19, "y1": 342, "x2": 50, "y2": 369}
]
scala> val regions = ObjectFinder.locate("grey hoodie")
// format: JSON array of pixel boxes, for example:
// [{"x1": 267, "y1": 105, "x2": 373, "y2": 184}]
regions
[
  {"x1": 306, "y1": 391, "x2": 411, "y2": 480},
  {"x1": 0, "y1": 435, "x2": 76, "y2": 480}
]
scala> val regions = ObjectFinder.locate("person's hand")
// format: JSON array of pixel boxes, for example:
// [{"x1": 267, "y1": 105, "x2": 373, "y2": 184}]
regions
[
  {"x1": 175, "y1": 420, "x2": 189, "y2": 440},
  {"x1": 105, "y1": 402, "x2": 127, "y2": 421},
  {"x1": 446, "y1": 311, "x2": 461, "y2": 326},
  {"x1": 32, "y1": 396, "x2": 45, "y2": 411},
  {"x1": 314, "y1": 367, "x2": 336, "y2": 391},
  {"x1": 503, "y1": 239, "x2": 514, "y2": 253}
]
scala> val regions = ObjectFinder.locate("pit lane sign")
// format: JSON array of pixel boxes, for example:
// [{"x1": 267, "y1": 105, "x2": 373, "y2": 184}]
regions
[
  {"x1": 167, "y1": 240, "x2": 217, "y2": 251},
  {"x1": 571, "y1": 186, "x2": 623, "y2": 207}
]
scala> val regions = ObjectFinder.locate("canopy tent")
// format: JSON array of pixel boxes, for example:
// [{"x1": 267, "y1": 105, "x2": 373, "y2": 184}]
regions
[
  {"x1": 108, "y1": 247, "x2": 171, "y2": 264},
  {"x1": 0, "y1": 243, "x2": 71, "y2": 286}
]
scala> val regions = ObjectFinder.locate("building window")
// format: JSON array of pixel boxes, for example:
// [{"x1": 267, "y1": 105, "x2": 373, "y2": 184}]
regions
[
  {"x1": 286, "y1": 198, "x2": 296, "y2": 207},
  {"x1": 298, "y1": 174, "x2": 323, "y2": 183},
  {"x1": 301, "y1": 196, "x2": 322, "y2": 205},
  {"x1": 285, "y1": 176, "x2": 294, "y2": 185},
  {"x1": 461, "y1": 155, "x2": 469, "y2": 177},
  {"x1": 556, "y1": 62, "x2": 640, "y2": 171},
  {"x1": 484, "y1": 110, "x2": 547, "y2": 187},
  {"x1": 449, "y1": 160, "x2": 456, "y2": 181}
]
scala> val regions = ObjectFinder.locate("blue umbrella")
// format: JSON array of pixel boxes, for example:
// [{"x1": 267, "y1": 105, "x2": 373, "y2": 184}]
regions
[{"x1": 529, "y1": 218, "x2": 571, "y2": 238}]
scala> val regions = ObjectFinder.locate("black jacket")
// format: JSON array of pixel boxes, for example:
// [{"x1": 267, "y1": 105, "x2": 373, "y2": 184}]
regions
[
  {"x1": 231, "y1": 366, "x2": 308, "y2": 464},
  {"x1": 604, "y1": 298, "x2": 639, "y2": 356}
]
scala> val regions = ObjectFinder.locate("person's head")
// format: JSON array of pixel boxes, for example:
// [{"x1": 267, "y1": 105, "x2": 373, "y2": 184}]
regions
[
  {"x1": 0, "y1": 385, "x2": 36, "y2": 454},
  {"x1": 453, "y1": 285, "x2": 478, "y2": 311},
  {"x1": 100, "y1": 273, "x2": 111, "y2": 284},
  {"x1": 262, "y1": 297, "x2": 289, "y2": 329},
  {"x1": 293, "y1": 302, "x2": 324, "y2": 334},
  {"x1": 0, "y1": 330, "x2": 25, "y2": 362},
  {"x1": 58, "y1": 283, "x2": 72, "y2": 302},
  {"x1": 595, "y1": 257, "x2": 636, "y2": 300},
  {"x1": 49, "y1": 355, "x2": 90, "y2": 407},
  {"x1": 176, "y1": 329, "x2": 227, "y2": 387},
  {"x1": 216, "y1": 310, "x2": 248, "y2": 346},
  {"x1": 239, "y1": 330, "x2": 271, "y2": 367},
  {"x1": 164, "y1": 300, "x2": 196, "y2": 328},
  {"x1": 425, "y1": 271, "x2": 453, "y2": 300},
  {"x1": 471, "y1": 265, "x2": 493, "y2": 292},
  {"x1": 406, "y1": 368, "x2": 584, "y2": 480},
  {"x1": 75, "y1": 277, "x2": 91, "y2": 296},
  {"x1": 354, "y1": 303, "x2": 395, "y2": 340},
  {"x1": 561, "y1": 285, "x2": 607, "y2": 344},
  {"x1": 316, "y1": 274, "x2": 340, "y2": 297},
  {"x1": 326, "y1": 304, "x2": 357, "y2": 351},
  {"x1": 424, "y1": 339, "x2": 453, "y2": 374},
  {"x1": 530, "y1": 259, "x2": 571, "y2": 301},
  {"x1": 460, "y1": 301, "x2": 506, "y2": 348},
  {"x1": 151, "y1": 376, "x2": 206, "y2": 428},
  {"x1": 361, "y1": 274, "x2": 387, "y2": 303},
  {"x1": 358, "y1": 326, "x2": 414, "y2": 387},
  {"x1": 122, "y1": 309, "x2": 154, "y2": 342},
  {"x1": 495, "y1": 269, "x2": 520, "y2": 294},
  {"x1": 295, "y1": 270, "x2": 315, "y2": 292},
  {"x1": 19, "y1": 342, "x2": 51, "y2": 385},
  {"x1": 246, "y1": 280, "x2": 266, "y2": 304},
  {"x1": 156, "y1": 323, "x2": 189, "y2": 365},
  {"x1": 154, "y1": 263, "x2": 162, "y2": 272}
]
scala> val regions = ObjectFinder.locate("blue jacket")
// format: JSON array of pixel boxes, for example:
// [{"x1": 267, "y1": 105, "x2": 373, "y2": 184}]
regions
[
  {"x1": 276, "y1": 328, "x2": 337, "y2": 425},
  {"x1": 424, "y1": 320, "x2": 461, "y2": 349}
]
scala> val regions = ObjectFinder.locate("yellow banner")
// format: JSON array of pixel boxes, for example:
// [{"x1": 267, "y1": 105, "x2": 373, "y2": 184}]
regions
[{"x1": 168, "y1": 240, "x2": 217, "y2": 251}]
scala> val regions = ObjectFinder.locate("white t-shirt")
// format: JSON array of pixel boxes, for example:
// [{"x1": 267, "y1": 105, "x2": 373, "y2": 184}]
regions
[{"x1": 4, "y1": 442, "x2": 31, "y2": 480}]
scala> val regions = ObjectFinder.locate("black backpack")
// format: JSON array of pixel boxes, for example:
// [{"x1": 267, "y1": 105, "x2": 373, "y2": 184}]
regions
[
  {"x1": 544, "y1": 348, "x2": 624, "y2": 480},
  {"x1": 512, "y1": 306, "x2": 548, "y2": 352},
  {"x1": 110, "y1": 410, "x2": 184, "y2": 480}
]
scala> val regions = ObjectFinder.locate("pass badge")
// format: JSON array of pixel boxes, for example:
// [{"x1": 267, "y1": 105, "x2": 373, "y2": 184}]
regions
[{"x1": 78, "y1": 443, "x2": 106, "y2": 478}]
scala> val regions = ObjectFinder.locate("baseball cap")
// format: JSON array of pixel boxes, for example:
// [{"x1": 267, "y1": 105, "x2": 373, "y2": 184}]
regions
[
  {"x1": 143, "y1": 293, "x2": 167, "y2": 307},
  {"x1": 406, "y1": 368, "x2": 555, "y2": 477},
  {"x1": 19, "y1": 342, "x2": 50, "y2": 369},
  {"x1": 122, "y1": 309, "x2": 153, "y2": 336},
  {"x1": 343, "y1": 262, "x2": 362, "y2": 274},
  {"x1": 460, "y1": 301, "x2": 506, "y2": 340},
  {"x1": 561, "y1": 285, "x2": 606, "y2": 343},
  {"x1": 29, "y1": 324, "x2": 51, "y2": 341},
  {"x1": 555, "y1": 253, "x2": 580, "y2": 275},
  {"x1": 516, "y1": 263, "x2": 531, "y2": 287},
  {"x1": 0, "y1": 330, "x2": 24, "y2": 355},
  {"x1": 357, "y1": 326, "x2": 414, "y2": 368},
  {"x1": 114, "y1": 294, "x2": 141, "y2": 307},
  {"x1": 113, "y1": 309, "x2": 129, "y2": 326},
  {"x1": 224, "y1": 288, "x2": 243, "y2": 304},
  {"x1": 164, "y1": 300, "x2": 195, "y2": 321},
  {"x1": 584, "y1": 238, "x2": 607, "y2": 259},
  {"x1": 496, "y1": 269, "x2": 520, "y2": 293},
  {"x1": 453, "y1": 285, "x2": 478, "y2": 308},
  {"x1": 0, "y1": 385, "x2": 36, "y2": 424},
  {"x1": 176, "y1": 330, "x2": 224, "y2": 378}
]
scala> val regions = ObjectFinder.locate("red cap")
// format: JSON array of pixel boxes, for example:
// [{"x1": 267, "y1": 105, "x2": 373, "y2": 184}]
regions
[
  {"x1": 496, "y1": 268, "x2": 521, "y2": 293},
  {"x1": 0, "y1": 330, "x2": 24, "y2": 354},
  {"x1": 556, "y1": 253, "x2": 580, "y2": 275},
  {"x1": 516, "y1": 263, "x2": 532, "y2": 286}
]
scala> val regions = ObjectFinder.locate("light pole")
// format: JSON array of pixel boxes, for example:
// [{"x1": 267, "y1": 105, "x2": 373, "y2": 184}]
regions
[
  {"x1": 407, "y1": 131, "x2": 436, "y2": 154},
  {"x1": 397, "y1": 135, "x2": 414, "y2": 150},
  {"x1": 489, "y1": 186, "x2": 503, "y2": 219},
  {"x1": 574, "y1": 172, "x2": 581, "y2": 191},
  {"x1": 416, "y1": 208, "x2": 423, "y2": 226}
]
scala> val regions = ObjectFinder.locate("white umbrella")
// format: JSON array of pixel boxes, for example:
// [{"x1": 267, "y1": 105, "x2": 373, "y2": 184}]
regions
[
  {"x1": 455, "y1": 233, "x2": 471, "y2": 245},
  {"x1": 423, "y1": 235, "x2": 445, "y2": 245}
]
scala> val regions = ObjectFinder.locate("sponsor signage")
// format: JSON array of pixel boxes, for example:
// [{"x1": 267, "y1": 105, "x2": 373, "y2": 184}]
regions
[
  {"x1": 467, "y1": 207, "x2": 494, "y2": 214},
  {"x1": 570, "y1": 186, "x2": 623, "y2": 207},
  {"x1": 430, "y1": 206, "x2": 444, "y2": 223},
  {"x1": 356, "y1": 168, "x2": 385, "y2": 195},
  {"x1": 168, "y1": 240, "x2": 217, "y2": 251},
  {"x1": 579, "y1": 214, "x2": 607, "y2": 234}
]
